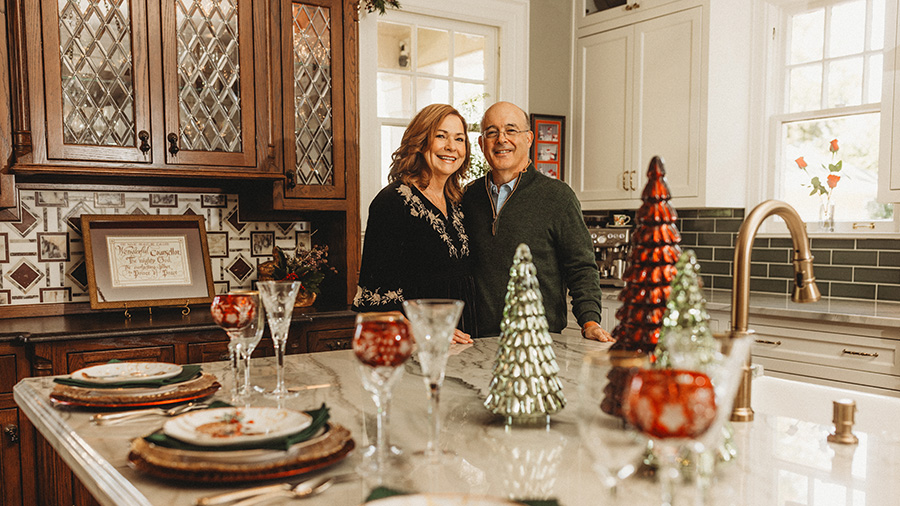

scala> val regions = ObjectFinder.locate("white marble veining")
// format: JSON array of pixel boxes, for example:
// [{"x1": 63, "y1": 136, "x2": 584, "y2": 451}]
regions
[{"x1": 15, "y1": 331, "x2": 900, "y2": 505}]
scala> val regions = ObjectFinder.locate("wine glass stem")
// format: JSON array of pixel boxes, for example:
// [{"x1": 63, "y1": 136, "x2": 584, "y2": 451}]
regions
[
  {"x1": 241, "y1": 352, "x2": 252, "y2": 397},
  {"x1": 229, "y1": 344, "x2": 242, "y2": 402},
  {"x1": 659, "y1": 450, "x2": 678, "y2": 506},
  {"x1": 374, "y1": 389, "x2": 392, "y2": 473},
  {"x1": 426, "y1": 382, "x2": 441, "y2": 459},
  {"x1": 274, "y1": 337, "x2": 287, "y2": 393}
]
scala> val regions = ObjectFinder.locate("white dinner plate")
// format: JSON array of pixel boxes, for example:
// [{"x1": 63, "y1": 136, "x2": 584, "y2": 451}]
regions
[
  {"x1": 163, "y1": 407, "x2": 312, "y2": 447},
  {"x1": 70, "y1": 362, "x2": 183, "y2": 384},
  {"x1": 366, "y1": 495, "x2": 524, "y2": 506}
]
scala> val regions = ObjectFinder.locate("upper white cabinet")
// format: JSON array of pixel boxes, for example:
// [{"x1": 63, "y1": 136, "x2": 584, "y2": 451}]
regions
[
  {"x1": 880, "y1": 0, "x2": 900, "y2": 202},
  {"x1": 571, "y1": 0, "x2": 752, "y2": 210},
  {"x1": 578, "y1": 0, "x2": 682, "y2": 30}
]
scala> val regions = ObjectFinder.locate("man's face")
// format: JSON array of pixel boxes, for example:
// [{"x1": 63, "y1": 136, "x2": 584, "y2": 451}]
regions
[{"x1": 479, "y1": 103, "x2": 534, "y2": 174}]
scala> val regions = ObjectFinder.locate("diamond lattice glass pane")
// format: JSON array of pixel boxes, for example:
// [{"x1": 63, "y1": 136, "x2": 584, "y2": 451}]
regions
[
  {"x1": 293, "y1": 5, "x2": 333, "y2": 186},
  {"x1": 58, "y1": 0, "x2": 136, "y2": 146},
  {"x1": 175, "y1": 0, "x2": 242, "y2": 152}
]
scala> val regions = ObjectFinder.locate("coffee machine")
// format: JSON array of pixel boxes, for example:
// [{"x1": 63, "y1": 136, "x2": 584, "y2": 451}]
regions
[{"x1": 589, "y1": 227, "x2": 631, "y2": 286}]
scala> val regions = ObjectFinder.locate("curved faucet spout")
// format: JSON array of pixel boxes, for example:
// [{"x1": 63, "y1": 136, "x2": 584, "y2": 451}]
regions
[
  {"x1": 730, "y1": 200, "x2": 821, "y2": 422},
  {"x1": 732, "y1": 200, "x2": 821, "y2": 333}
]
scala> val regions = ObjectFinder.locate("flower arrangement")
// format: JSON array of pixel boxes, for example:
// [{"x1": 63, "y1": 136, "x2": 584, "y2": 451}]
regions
[
  {"x1": 268, "y1": 245, "x2": 338, "y2": 296},
  {"x1": 795, "y1": 138, "x2": 842, "y2": 201}
]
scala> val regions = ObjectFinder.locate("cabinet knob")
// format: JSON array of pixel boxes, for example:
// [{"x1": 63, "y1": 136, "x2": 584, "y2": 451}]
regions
[
  {"x1": 167, "y1": 133, "x2": 180, "y2": 155},
  {"x1": 285, "y1": 170, "x2": 297, "y2": 189},
  {"x1": 138, "y1": 130, "x2": 151, "y2": 154},
  {"x1": 3, "y1": 424, "x2": 18, "y2": 444}
]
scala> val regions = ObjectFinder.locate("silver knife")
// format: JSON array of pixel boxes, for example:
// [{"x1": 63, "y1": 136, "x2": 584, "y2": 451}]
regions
[{"x1": 194, "y1": 473, "x2": 355, "y2": 505}]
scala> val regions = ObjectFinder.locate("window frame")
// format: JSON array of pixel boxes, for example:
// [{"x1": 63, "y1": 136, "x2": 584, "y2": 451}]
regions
[{"x1": 752, "y1": 0, "x2": 898, "y2": 235}]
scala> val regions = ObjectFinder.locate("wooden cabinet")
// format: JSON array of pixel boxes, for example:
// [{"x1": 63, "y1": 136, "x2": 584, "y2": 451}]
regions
[
  {"x1": 305, "y1": 317, "x2": 355, "y2": 352},
  {"x1": 571, "y1": 0, "x2": 752, "y2": 210},
  {"x1": 0, "y1": 341, "x2": 32, "y2": 506},
  {"x1": 13, "y1": 0, "x2": 273, "y2": 178},
  {"x1": 271, "y1": 0, "x2": 359, "y2": 207}
]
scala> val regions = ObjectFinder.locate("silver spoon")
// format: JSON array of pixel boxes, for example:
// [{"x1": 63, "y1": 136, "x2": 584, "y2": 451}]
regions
[
  {"x1": 90, "y1": 401, "x2": 208, "y2": 425},
  {"x1": 195, "y1": 474, "x2": 355, "y2": 505}
]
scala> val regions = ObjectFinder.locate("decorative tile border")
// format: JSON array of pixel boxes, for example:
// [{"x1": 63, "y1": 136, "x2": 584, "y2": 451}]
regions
[{"x1": 0, "y1": 189, "x2": 310, "y2": 307}]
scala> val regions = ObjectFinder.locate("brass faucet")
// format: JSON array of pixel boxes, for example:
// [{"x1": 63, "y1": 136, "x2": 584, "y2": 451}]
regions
[{"x1": 729, "y1": 200, "x2": 821, "y2": 422}]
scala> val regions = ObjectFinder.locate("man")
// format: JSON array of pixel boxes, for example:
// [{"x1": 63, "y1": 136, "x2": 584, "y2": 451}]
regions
[{"x1": 462, "y1": 101, "x2": 613, "y2": 342}]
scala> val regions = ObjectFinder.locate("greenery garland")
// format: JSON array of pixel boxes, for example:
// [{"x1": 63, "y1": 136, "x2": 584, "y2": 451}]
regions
[{"x1": 362, "y1": 0, "x2": 401, "y2": 15}]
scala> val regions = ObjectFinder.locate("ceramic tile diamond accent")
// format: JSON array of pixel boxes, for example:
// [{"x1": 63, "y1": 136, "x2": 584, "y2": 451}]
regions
[
  {"x1": 227, "y1": 255, "x2": 253, "y2": 282},
  {"x1": 11, "y1": 206, "x2": 39, "y2": 237},
  {"x1": 67, "y1": 260, "x2": 88, "y2": 290},
  {"x1": 226, "y1": 207, "x2": 246, "y2": 233},
  {"x1": 65, "y1": 202, "x2": 95, "y2": 234},
  {"x1": 6, "y1": 259, "x2": 44, "y2": 292}
]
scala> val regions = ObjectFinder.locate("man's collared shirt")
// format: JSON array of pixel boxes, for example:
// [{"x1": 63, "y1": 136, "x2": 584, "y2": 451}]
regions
[{"x1": 489, "y1": 175, "x2": 519, "y2": 213}]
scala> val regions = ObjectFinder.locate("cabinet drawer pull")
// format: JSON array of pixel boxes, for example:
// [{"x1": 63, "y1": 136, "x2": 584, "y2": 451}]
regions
[
  {"x1": 167, "y1": 133, "x2": 180, "y2": 155},
  {"x1": 842, "y1": 349, "x2": 878, "y2": 358},
  {"x1": 630, "y1": 170, "x2": 637, "y2": 191},
  {"x1": 754, "y1": 339, "x2": 781, "y2": 346},
  {"x1": 138, "y1": 130, "x2": 151, "y2": 154},
  {"x1": 622, "y1": 171, "x2": 628, "y2": 191},
  {"x1": 3, "y1": 424, "x2": 18, "y2": 444}
]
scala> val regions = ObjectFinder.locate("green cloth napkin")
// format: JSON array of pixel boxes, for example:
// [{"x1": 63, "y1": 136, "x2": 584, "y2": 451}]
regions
[
  {"x1": 144, "y1": 403, "x2": 330, "y2": 452},
  {"x1": 365, "y1": 487, "x2": 560, "y2": 505},
  {"x1": 54, "y1": 364, "x2": 203, "y2": 389}
]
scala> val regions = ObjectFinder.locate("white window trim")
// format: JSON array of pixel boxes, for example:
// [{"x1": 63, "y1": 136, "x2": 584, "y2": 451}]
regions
[
  {"x1": 747, "y1": 0, "x2": 899, "y2": 237},
  {"x1": 358, "y1": 0, "x2": 529, "y2": 231}
]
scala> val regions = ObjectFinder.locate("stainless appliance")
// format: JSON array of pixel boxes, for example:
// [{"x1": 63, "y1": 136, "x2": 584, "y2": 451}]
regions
[{"x1": 588, "y1": 227, "x2": 631, "y2": 286}]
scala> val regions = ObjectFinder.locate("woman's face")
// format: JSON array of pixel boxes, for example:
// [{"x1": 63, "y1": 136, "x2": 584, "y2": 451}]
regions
[{"x1": 424, "y1": 114, "x2": 467, "y2": 180}]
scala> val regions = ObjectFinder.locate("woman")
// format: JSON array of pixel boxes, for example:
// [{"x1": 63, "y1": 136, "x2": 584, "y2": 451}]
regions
[{"x1": 353, "y1": 104, "x2": 477, "y2": 342}]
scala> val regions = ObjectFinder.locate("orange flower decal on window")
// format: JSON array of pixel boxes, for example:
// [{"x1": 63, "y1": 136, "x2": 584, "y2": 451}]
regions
[
  {"x1": 795, "y1": 157, "x2": 807, "y2": 169},
  {"x1": 830, "y1": 139, "x2": 839, "y2": 153},
  {"x1": 827, "y1": 174, "x2": 840, "y2": 189},
  {"x1": 796, "y1": 139, "x2": 843, "y2": 202}
]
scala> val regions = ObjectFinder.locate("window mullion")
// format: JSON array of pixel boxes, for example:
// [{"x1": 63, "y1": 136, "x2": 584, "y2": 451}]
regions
[{"x1": 822, "y1": 5, "x2": 832, "y2": 110}]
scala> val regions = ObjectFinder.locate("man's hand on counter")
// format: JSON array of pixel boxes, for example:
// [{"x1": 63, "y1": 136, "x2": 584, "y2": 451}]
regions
[{"x1": 582, "y1": 322, "x2": 614, "y2": 342}]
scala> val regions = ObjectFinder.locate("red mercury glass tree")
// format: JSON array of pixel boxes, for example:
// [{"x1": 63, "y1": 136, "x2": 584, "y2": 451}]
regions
[{"x1": 602, "y1": 156, "x2": 682, "y2": 417}]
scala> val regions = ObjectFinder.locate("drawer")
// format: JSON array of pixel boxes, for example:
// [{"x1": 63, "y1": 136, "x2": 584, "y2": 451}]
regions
[
  {"x1": 750, "y1": 323, "x2": 900, "y2": 377},
  {"x1": 0, "y1": 355, "x2": 15, "y2": 394},
  {"x1": 187, "y1": 341, "x2": 275, "y2": 363},
  {"x1": 308, "y1": 328, "x2": 353, "y2": 353}
]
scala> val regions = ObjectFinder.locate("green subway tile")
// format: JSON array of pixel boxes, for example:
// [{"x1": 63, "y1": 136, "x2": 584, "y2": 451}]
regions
[
  {"x1": 857, "y1": 239, "x2": 900, "y2": 250},
  {"x1": 677, "y1": 209, "x2": 700, "y2": 218},
  {"x1": 814, "y1": 265, "x2": 853, "y2": 282},
  {"x1": 770, "y1": 238, "x2": 794, "y2": 248},
  {"x1": 691, "y1": 246, "x2": 714, "y2": 260},
  {"x1": 714, "y1": 248, "x2": 735, "y2": 261},
  {"x1": 697, "y1": 233, "x2": 732, "y2": 247},
  {"x1": 712, "y1": 276, "x2": 733, "y2": 290},
  {"x1": 833, "y1": 250, "x2": 877, "y2": 266},
  {"x1": 811, "y1": 249, "x2": 832, "y2": 264},
  {"x1": 811, "y1": 238, "x2": 855, "y2": 249},
  {"x1": 830, "y1": 282, "x2": 876, "y2": 299},
  {"x1": 699, "y1": 260, "x2": 731, "y2": 275},
  {"x1": 854, "y1": 267, "x2": 900, "y2": 284},
  {"x1": 751, "y1": 248, "x2": 790, "y2": 263},
  {"x1": 877, "y1": 285, "x2": 900, "y2": 301},
  {"x1": 715, "y1": 219, "x2": 743, "y2": 233},
  {"x1": 698, "y1": 209, "x2": 735, "y2": 218},
  {"x1": 679, "y1": 232, "x2": 699, "y2": 246},
  {"x1": 750, "y1": 263, "x2": 767, "y2": 277},
  {"x1": 680, "y1": 219, "x2": 716, "y2": 232},
  {"x1": 880, "y1": 251, "x2": 900, "y2": 267},
  {"x1": 768, "y1": 264, "x2": 794, "y2": 279},
  {"x1": 749, "y1": 278, "x2": 788, "y2": 294},
  {"x1": 752, "y1": 237, "x2": 769, "y2": 248}
]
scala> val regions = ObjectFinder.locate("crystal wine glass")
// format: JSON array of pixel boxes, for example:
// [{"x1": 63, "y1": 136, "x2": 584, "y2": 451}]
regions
[
  {"x1": 353, "y1": 311, "x2": 414, "y2": 480},
  {"x1": 227, "y1": 290, "x2": 266, "y2": 401},
  {"x1": 622, "y1": 333, "x2": 752, "y2": 506},
  {"x1": 210, "y1": 293, "x2": 258, "y2": 402},
  {"x1": 577, "y1": 351, "x2": 650, "y2": 500},
  {"x1": 256, "y1": 280, "x2": 302, "y2": 399},
  {"x1": 402, "y1": 299, "x2": 464, "y2": 461}
]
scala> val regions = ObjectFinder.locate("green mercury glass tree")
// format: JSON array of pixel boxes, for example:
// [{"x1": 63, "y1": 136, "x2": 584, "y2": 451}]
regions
[{"x1": 484, "y1": 243, "x2": 566, "y2": 425}]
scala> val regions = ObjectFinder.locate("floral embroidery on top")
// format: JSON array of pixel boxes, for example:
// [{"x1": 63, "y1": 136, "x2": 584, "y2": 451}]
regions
[
  {"x1": 396, "y1": 184, "x2": 468, "y2": 258},
  {"x1": 353, "y1": 285, "x2": 404, "y2": 307}
]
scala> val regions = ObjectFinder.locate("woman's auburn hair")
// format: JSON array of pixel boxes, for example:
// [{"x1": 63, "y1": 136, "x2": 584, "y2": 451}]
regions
[{"x1": 387, "y1": 104, "x2": 470, "y2": 204}]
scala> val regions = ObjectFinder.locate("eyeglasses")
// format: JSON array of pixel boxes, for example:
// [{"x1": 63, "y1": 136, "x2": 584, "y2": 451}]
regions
[{"x1": 483, "y1": 128, "x2": 529, "y2": 140}]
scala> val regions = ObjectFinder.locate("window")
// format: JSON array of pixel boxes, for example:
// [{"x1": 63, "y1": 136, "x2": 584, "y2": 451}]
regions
[
  {"x1": 770, "y1": 0, "x2": 893, "y2": 231},
  {"x1": 374, "y1": 14, "x2": 497, "y2": 188}
]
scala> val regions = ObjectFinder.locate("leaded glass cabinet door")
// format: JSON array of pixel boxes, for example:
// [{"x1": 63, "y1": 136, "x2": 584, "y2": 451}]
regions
[
  {"x1": 282, "y1": 0, "x2": 346, "y2": 199},
  {"x1": 161, "y1": 0, "x2": 257, "y2": 167},
  {"x1": 42, "y1": 0, "x2": 152, "y2": 163}
]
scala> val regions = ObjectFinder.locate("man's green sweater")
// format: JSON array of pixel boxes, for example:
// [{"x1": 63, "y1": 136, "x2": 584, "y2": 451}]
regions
[{"x1": 462, "y1": 164, "x2": 603, "y2": 337}]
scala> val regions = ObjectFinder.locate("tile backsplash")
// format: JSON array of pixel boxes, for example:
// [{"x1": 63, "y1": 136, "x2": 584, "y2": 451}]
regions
[
  {"x1": 0, "y1": 188, "x2": 309, "y2": 307},
  {"x1": 586, "y1": 208, "x2": 900, "y2": 302}
]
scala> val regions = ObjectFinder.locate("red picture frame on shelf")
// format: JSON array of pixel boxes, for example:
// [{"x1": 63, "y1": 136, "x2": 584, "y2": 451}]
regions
[{"x1": 530, "y1": 114, "x2": 565, "y2": 180}]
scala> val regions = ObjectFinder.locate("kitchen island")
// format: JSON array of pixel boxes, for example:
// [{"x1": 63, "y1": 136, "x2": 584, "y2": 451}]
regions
[{"x1": 14, "y1": 330, "x2": 900, "y2": 505}]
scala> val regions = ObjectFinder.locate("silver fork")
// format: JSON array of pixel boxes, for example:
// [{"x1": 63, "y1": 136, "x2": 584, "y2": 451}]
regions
[
  {"x1": 90, "y1": 401, "x2": 209, "y2": 425},
  {"x1": 195, "y1": 473, "x2": 356, "y2": 505}
]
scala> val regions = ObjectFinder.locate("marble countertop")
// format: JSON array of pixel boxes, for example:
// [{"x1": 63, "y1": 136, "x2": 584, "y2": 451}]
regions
[{"x1": 15, "y1": 330, "x2": 900, "y2": 505}]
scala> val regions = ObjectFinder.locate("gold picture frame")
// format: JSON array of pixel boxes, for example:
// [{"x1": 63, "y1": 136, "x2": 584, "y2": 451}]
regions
[{"x1": 81, "y1": 214, "x2": 215, "y2": 310}]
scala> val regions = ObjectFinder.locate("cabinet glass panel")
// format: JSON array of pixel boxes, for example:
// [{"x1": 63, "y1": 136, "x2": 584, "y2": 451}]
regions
[
  {"x1": 292, "y1": 4, "x2": 334, "y2": 186},
  {"x1": 175, "y1": 0, "x2": 242, "y2": 152},
  {"x1": 585, "y1": 0, "x2": 627, "y2": 16},
  {"x1": 57, "y1": 0, "x2": 136, "y2": 146}
]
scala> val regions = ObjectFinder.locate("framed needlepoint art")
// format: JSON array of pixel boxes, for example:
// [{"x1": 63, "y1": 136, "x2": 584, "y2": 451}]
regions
[{"x1": 530, "y1": 114, "x2": 565, "y2": 180}]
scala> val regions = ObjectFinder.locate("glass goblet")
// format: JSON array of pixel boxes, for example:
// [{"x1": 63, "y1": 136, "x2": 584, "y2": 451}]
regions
[
  {"x1": 402, "y1": 299, "x2": 464, "y2": 461},
  {"x1": 256, "y1": 280, "x2": 303, "y2": 399},
  {"x1": 622, "y1": 334, "x2": 752, "y2": 506},
  {"x1": 210, "y1": 293, "x2": 258, "y2": 402},
  {"x1": 577, "y1": 351, "x2": 649, "y2": 500},
  {"x1": 228, "y1": 290, "x2": 266, "y2": 401},
  {"x1": 353, "y1": 311, "x2": 414, "y2": 480}
]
